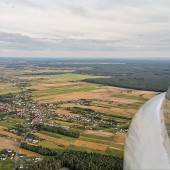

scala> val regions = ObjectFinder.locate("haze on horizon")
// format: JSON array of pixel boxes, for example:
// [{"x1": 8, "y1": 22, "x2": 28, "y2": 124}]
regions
[{"x1": 0, "y1": 0, "x2": 170, "y2": 59}]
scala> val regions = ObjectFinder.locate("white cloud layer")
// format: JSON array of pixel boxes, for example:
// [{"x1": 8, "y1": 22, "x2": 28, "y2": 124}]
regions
[{"x1": 0, "y1": 0, "x2": 170, "y2": 58}]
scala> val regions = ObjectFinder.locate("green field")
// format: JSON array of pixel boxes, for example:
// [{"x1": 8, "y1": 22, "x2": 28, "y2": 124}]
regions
[
  {"x1": 106, "y1": 148, "x2": 124, "y2": 158},
  {"x1": 39, "y1": 130, "x2": 77, "y2": 142},
  {"x1": 32, "y1": 83, "x2": 100, "y2": 97},
  {"x1": 39, "y1": 141, "x2": 65, "y2": 151},
  {"x1": 40, "y1": 73, "x2": 105, "y2": 82},
  {"x1": 22, "y1": 73, "x2": 105, "y2": 85},
  {"x1": 81, "y1": 133, "x2": 112, "y2": 141},
  {"x1": 79, "y1": 136, "x2": 110, "y2": 145},
  {"x1": 0, "y1": 83, "x2": 20, "y2": 95},
  {"x1": 0, "y1": 121, "x2": 16, "y2": 129},
  {"x1": 67, "y1": 145, "x2": 105, "y2": 154},
  {"x1": 0, "y1": 160, "x2": 14, "y2": 170},
  {"x1": 10, "y1": 118, "x2": 27, "y2": 124},
  {"x1": 111, "y1": 143, "x2": 124, "y2": 150}
]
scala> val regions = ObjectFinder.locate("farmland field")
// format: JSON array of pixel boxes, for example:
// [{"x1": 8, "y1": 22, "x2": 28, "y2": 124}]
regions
[
  {"x1": 21, "y1": 69, "x2": 157, "y2": 158},
  {"x1": 73, "y1": 139, "x2": 108, "y2": 151},
  {"x1": 19, "y1": 148, "x2": 42, "y2": 157},
  {"x1": 1, "y1": 58, "x2": 169, "y2": 170},
  {"x1": 35, "y1": 133, "x2": 71, "y2": 147},
  {"x1": 0, "y1": 68, "x2": 157, "y2": 158},
  {"x1": 0, "y1": 161, "x2": 14, "y2": 170},
  {"x1": 0, "y1": 130, "x2": 22, "y2": 141},
  {"x1": 0, "y1": 137, "x2": 18, "y2": 151},
  {"x1": 0, "y1": 83, "x2": 20, "y2": 95}
]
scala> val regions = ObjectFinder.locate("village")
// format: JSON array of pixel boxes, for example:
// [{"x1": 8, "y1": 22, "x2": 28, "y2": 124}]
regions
[
  {"x1": 0, "y1": 75, "x2": 129, "y2": 169},
  {"x1": 0, "y1": 62, "x2": 153, "y2": 170}
]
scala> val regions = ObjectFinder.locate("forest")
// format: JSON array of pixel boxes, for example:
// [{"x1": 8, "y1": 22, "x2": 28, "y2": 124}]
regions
[
  {"x1": 77, "y1": 60, "x2": 170, "y2": 92},
  {"x1": 27, "y1": 151, "x2": 123, "y2": 170}
]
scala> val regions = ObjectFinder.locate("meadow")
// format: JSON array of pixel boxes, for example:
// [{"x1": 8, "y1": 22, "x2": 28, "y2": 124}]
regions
[{"x1": 0, "y1": 160, "x2": 14, "y2": 170}]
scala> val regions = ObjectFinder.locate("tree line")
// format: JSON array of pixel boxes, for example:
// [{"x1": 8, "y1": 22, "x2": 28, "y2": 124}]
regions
[
  {"x1": 27, "y1": 150, "x2": 123, "y2": 170},
  {"x1": 20, "y1": 143, "x2": 57, "y2": 156},
  {"x1": 36, "y1": 124, "x2": 80, "y2": 138}
]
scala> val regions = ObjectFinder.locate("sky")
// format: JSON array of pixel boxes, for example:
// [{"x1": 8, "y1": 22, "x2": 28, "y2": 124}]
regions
[{"x1": 0, "y1": 0, "x2": 170, "y2": 58}]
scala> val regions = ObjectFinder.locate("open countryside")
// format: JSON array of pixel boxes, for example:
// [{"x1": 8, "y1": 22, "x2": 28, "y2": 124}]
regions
[{"x1": 0, "y1": 58, "x2": 170, "y2": 169}]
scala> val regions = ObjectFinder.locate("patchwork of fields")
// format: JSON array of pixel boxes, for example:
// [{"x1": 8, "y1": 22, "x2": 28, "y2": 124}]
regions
[{"x1": 0, "y1": 65, "x2": 159, "y2": 169}]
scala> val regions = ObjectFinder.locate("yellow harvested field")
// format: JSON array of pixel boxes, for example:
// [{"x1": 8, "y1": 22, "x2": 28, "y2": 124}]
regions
[
  {"x1": 0, "y1": 137, "x2": 18, "y2": 151},
  {"x1": 113, "y1": 132, "x2": 126, "y2": 144},
  {"x1": 53, "y1": 120, "x2": 76, "y2": 126},
  {"x1": 54, "y1": 109, "x2": 80, "y2": 117},
  {"x1": 85, "y1": 105, "x2": 135, "y2": 118},
  {"x1": 19, "y1": 148, "x2": 42, "y2": 157},
  {"x1": 35, "y1": 133, "x2": 70, "y2": 146},
  {"x1": 27, "y1": 82, "x2": 84, "y2": 91},
  {"x1": 110, "y1": 143, "x2": 124, "y2": 150},
  {"x1": 73, "y1": 140, "x2": 108, "y2": 151},
  {"x1": 27, "y1": 85, "x2": 48, "y2": 91},
  {"x1": 0, "y1": 126, "x2": 7, "y2": 130},
  {"x1": 37, "y1": 86, "x2": 157, "y2": 118},
  {"x1": 107, "y1": 107, "x2": 135, "y2": 117},
  {"x1": 21, "y1": 72, "x2": 158, "y2": 120},
  {"x1": 105, "y1": 97, "x2": 139, "y2": 104},
  {"x1": 0, "y1": 130, "x2": 22, "y2": 141},
  {"x1": 84, "y1": 130, "x2": 113, "y2": 138},
  {"x1": 122, "y1": 89, "x2": 157, "y2": 99},
  {"x1": 60, "y1": 103, "x2": 135, "y2": 118},
  {"x1": 36, "y1": 91, "x2": 99, "y2": 103}
]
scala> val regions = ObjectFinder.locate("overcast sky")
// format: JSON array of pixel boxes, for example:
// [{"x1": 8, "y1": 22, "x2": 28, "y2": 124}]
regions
[{"x1": 0, "y1": 0, "x2": 170, "y2": 58}]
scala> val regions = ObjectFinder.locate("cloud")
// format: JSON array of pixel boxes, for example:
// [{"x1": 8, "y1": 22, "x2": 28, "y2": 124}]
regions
[
  {"x1": 2, "y1": 0, "x2": 43, "y2": 8},
  {"x1": 0, "y1": 32, "x2": 128, "y2": 51},
  {"x1": 0, "y1": 0, "x2": 170, "y2": 58},
  {"x1": 0, "y1": 32, "x2": 46, "y2": 50}
]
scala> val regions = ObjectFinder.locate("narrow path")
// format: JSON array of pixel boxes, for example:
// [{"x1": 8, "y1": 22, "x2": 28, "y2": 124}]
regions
[
  {"x1": 13, "y1": 138, "x2": 23, "y2": 170},
  {"x1": 13, "y1": 130, "x2": 31, "y2": 170}
]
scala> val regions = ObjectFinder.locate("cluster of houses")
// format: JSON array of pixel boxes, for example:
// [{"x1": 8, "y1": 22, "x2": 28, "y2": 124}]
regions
[
  {"x1": 25, "y1": 136, "x2": 39, "y2": 144},
  {"x1": 43, "y1": 99, "x2": 94, "y2": 110},
  {"x1": 0, "y1": 149, "x2": 15, "y2": 161},
  {"x1": 56, "y1": 110, "x2": 117, "y2": 127},
  {"x1": 0, "y1": 103, "x2": 16, "y2": 116}
]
